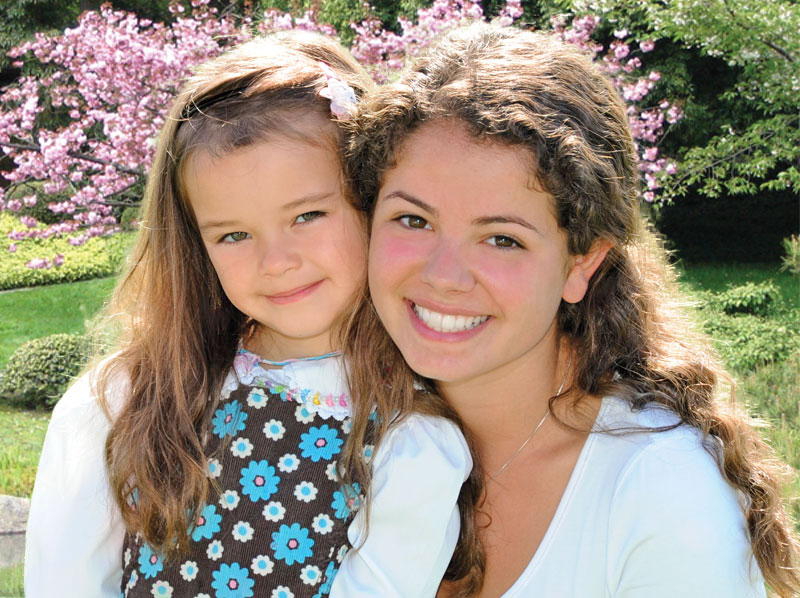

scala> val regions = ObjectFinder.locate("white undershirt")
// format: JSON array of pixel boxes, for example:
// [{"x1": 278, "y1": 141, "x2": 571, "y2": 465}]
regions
[{"x1": 501, "y1": 396, "x2": 766, "y2": 597}]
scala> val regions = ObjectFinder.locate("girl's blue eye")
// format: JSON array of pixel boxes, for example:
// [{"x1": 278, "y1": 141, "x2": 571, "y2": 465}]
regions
[
  {"x1": 295, "y1": 211, "x2": 324, "y2": 224},
  {"x1": 487, "y1": 235, "x2": 522, "y2": 249},
  {"x1": 398, "y1": 215, "x2": 430, "y2": 230},
  {"x1": 221, "y1": 231, "x2": 250, "y2": 243}
]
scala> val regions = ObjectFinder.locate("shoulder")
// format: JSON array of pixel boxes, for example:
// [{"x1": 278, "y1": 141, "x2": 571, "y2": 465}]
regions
[
  {"x1": 50, "y1": 357, "x2": 130, "y2": 429},
  {"x1": 595, "y1": 397, "x2": 740, "y2": 511},
  {"x1": 596, "y1": 398, "x2": 764, "y2": 593},
  {"x1": 597, "y1": 397, "x2": 727, "y2": 490}
]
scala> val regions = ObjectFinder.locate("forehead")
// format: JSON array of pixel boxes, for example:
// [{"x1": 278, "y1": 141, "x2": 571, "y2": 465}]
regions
[
  {"x1": 390, "y1": 120, "x2": 538, "y2": 188},
  {"x1": 379, "y1": 120, "x2": 558, "y2": 228}
]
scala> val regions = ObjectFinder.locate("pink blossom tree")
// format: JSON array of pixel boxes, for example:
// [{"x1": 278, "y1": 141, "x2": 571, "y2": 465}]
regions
[{"x1": 0, "y1": 0, "x2": 679, "y2": 265}]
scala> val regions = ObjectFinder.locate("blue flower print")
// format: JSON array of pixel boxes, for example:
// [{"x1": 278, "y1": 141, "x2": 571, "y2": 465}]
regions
[
  {"x1": 191, "y1": 503, "x2": 222, "y2": 541},
  {"x1": 313, "y1": 561, "x2": 338, "y2": 598},
  {"x1": 271, "y1": 523, "x2": 314, "y2": 566},
  {"x1": 240, "y1": 460, "x2": 279, "y2": 502},
  {"x1": 212, "y1": 400, "x2": 247, "y2": 438},
  {"x1": 331, "y1": 483, "x2": 361, "y2": 520},
  {"x1": 299, "y1": 425, "x2": 343, "y2": 462},
  {"x1": 137, "y1": 543, "x2": 163, "y2": 579},
  {"x1": 211, "y1": 562, "x2": 255, "y2": 598}
]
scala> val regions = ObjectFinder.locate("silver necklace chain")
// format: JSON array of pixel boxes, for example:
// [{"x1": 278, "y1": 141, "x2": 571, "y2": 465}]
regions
[{"x1": 489, "y1": 357, "x2": 572, "y2": 480}]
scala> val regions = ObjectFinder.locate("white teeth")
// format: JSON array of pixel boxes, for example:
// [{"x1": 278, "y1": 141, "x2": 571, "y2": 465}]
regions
[{"x1": 413, "y1": 304, "x2": 489, "y2": 333}]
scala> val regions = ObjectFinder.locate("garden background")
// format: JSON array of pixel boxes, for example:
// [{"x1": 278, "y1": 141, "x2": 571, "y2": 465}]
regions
[{"x1": 0, "y1": 0, "x2": 798, "y2": 594}]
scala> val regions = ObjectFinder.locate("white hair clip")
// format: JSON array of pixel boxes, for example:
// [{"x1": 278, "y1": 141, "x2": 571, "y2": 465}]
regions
[{"x1": 318, "y1": 62, "x2": 357, "y2": 121}]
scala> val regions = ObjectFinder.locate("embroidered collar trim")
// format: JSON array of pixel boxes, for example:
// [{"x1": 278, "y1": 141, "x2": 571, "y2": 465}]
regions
[{"x1": 222, "y1": 349, "x2": 351, "y2": 421}]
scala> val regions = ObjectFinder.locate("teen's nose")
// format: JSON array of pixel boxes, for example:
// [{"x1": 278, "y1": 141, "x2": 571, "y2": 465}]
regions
[
  {"x1": 258, "y1": 235, "x2": 302, "y2": 276},
  {"x1": 419, "y1": 237, "x2": 475, "y2": 294}
]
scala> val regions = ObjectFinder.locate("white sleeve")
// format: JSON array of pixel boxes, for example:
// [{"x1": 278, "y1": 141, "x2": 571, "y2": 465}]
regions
[
  {"x1": 24, "y1": 368, "x2": 127, "y2": 598},
  {"x1": 330, "y1": 414, "x2": 473, "y2": 598},
  {"x1": 607, "y1": 433, "x2": 767, "y2": 598}
]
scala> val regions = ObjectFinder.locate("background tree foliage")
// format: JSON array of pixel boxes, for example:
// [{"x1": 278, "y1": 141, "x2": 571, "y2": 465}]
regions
[
  {"x1": 2, "y1": 0, "x2": 798, "y2": 211},
  {"x1": 564, "y1": 0, "x2": 799, "y2": 200}
]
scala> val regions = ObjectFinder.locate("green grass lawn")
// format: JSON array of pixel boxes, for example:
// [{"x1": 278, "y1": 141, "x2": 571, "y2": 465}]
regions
[
  {"x1": 0, "y1": 277, "x2": 116, "y2": 370},
  {"x1": 0, "y1": 403, "x2": 50, "y2": 499},
  {"x1": 0, "y1": 276, "x2": 115, "y2": 498},
  {"x1": 0, "y1": 563, "x2": 23, "y2": 598}
]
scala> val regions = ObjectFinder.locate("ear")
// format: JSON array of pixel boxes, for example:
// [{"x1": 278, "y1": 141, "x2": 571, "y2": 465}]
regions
[{"x1": 562, "y1": 240, "x2": 613, "y2": 304}]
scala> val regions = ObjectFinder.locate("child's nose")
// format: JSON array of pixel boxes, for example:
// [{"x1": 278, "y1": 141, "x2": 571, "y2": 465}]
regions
[{"x1": 258, "y1": 236, "x2": 302, "y2": 276}]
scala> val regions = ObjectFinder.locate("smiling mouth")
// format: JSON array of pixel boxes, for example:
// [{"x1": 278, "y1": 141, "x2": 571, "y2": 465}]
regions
[
  {"x1": 412, "y1": 303, "x2": 490, "y2": 333},
  {"x1": 266, "y1": 280, "x2": 323, "y2": 303}
]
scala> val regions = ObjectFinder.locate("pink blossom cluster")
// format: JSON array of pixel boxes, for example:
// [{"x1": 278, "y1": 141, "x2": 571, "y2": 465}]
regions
[
  {"x1": 349, "y1": 0, "x2": 489, "y2": 81},
  {"x1": 550, "y1": 14, "x2": 681, "y2": 201},
  {"x1": 26, "y1": 253, "x2": 64, "y2": 269},
  {"x1": 1, "y1": 0, "x2": 682, "y2": 264},
  {"x1": 1, "y1": 0, "x2": 243, "y2": 250}
]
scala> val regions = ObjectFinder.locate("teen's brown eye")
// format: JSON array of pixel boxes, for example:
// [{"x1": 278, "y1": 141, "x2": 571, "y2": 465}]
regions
[
  {"x1": 399, "y1": 215, "x2": 430, "y2": 230},
  {"x1": 487, "y1": 235, "x2": 522, "y2": 249}
]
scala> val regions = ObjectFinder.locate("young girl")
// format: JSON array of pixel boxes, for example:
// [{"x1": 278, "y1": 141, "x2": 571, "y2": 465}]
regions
[
  {"x1": 24, "y1": 32, "x2": 477, "y2": 597},
  {"x1": 346, "y1": 23, "x2": 800, "y2": 597}
]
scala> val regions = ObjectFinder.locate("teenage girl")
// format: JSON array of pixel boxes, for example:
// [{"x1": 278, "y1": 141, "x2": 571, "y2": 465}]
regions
[
  {"x1": 346, "y1": 23, "x2": 800, "y2": 597},
  {"x1": 25, "y1": 32, "x2": 475, "y2": 597}
]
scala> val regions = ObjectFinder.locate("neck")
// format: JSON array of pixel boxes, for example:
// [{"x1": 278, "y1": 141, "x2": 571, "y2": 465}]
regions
[
  {"x1": 245, "y1": 326, "x2": 336, "y2": 363},
  {"x1": 439, "y1": 338, "x2": 568, "y2": 458}
]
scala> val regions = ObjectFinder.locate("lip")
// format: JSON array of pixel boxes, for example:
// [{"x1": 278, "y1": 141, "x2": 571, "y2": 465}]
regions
[
  {"x1": 406, "y1": 299, "x2": 491, "y2": 342},
  {"x1": 266, "y1": 280, "x2": 324, "y2": 304}
]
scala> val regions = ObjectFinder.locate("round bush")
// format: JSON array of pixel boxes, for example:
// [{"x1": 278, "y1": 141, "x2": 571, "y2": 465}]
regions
[{"x1": 0, "y1": 333, "x2": 89, "y2": 409}]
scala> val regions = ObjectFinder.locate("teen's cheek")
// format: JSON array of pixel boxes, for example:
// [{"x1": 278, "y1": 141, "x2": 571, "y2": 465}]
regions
[{"x1": 369, "y1": 227, "x2": 430, "y2": 277}]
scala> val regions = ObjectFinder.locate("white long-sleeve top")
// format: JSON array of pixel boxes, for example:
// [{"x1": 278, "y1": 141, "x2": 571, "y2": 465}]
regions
[
  {"x1": 25, "y1": 354, "x2": 471, "y2": 597},
  {"x1": 501, "y1": 396, "x2": 766, "y2": 597}
]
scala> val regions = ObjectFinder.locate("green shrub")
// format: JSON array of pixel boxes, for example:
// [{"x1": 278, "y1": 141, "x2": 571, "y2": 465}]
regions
[
  {"x1": 713, "y1": 281, "x2": 780, "y2": 316},
  {"x1": 701, "y1": 311, "x2": 799, "y2": 372},
  {"x1": 0, "y1": 333, "x2": 89, "y2": 409},
  {"x1": 0, "y1": 213, "x2": 134, "y2": 290},
  {"x1": 119, "y1": 206, "x2": 141, "y2": 231},
  {"x1": 780, "y1": 234, "x2": 800, "y2": 275}
]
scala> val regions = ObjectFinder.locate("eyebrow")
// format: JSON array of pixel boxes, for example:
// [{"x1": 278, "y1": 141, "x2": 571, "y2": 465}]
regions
[
  {"x1": 197, "y1": 192, "x2": 336, "y2": 232},
  {"x1": 381, "y1": 190, "x2": 540, "y2": 234},
  {"x1": 380, "y1": 191, "x2": 439, "y2": 218},
  {"x1": 473, "y1": 215, "x2": 541, "y2": 234}
]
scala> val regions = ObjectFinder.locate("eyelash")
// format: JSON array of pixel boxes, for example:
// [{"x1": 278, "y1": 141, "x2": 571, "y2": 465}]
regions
[
  {"x1": 394, "y1": 214, "x2": 524, "y2": 250},
  {"x1": 486, "y1": 235, "x2": 524, "y2": 250},
  {"x1": 221, "y1": 231, "x2": 250, "y2": 243},
  {"x1": 217, "y1": 210, "x2": 326, "y2": 243},
  {"x1": 295, "y1": 210, "x2": 326, "y2": 224},
  {"x1": 395, "y1": 214, "x2": 431, "y2": 230}
]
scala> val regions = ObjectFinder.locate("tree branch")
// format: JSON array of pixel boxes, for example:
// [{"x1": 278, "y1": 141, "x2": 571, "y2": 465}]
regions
[
  {"x1": 0, "y1": 141, "x2": 144, "y2": 176},
  {"x1": 722, "y1": 0, "x2": 795, "y2": 63}
]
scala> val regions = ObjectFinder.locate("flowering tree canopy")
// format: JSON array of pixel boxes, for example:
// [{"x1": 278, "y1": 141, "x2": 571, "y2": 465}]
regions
[
  {"x1": 0, "y1": 0, "x2": 679, "y2": 265},
  {"x1": 582, "y1": 0, "x2": 800, "y2": 200}
]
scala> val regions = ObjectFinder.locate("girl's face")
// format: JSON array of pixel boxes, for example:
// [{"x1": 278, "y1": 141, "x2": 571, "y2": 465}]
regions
[
  {"x1": 369, "y1": 121, "x2": 602, "y2": 389},
  {"x1": 186, "y1": 124, "x2": 366, "y2": 360}
]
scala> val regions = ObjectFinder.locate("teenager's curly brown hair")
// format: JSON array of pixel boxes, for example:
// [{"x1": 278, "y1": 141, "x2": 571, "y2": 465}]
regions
[{"x1": 343, "y1": 23, "x2": 800, "y2": 597}]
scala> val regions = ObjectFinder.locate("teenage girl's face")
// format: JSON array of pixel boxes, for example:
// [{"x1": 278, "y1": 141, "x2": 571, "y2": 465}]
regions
[
  {"x1": 369, "y1": 120, "x2": 603, "y2": 390},
  {"x1": 186, "y1": 122, "x2": 366, "y2": 360}
]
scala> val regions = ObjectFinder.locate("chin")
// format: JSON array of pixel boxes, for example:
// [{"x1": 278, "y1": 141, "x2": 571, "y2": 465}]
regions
[{"x1": 401, "y1": 352, "x2": 470, "y2": 385}]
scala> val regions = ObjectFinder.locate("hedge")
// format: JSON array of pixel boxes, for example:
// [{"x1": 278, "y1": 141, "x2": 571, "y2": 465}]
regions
[
  {"x1": 0, "y1": 333, "x2": 88, "y2": 408},
  {"x1": 0, "y1": 213, "x2": 134, "y2": 290}
]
